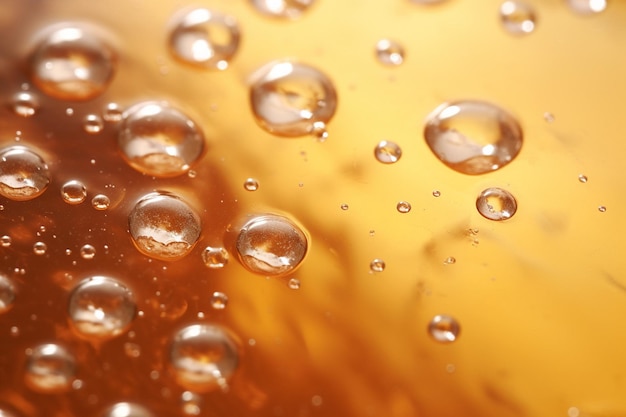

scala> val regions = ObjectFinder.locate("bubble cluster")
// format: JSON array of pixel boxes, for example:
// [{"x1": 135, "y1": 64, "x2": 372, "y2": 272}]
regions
[
  {"x1": 250, "y1": 0, "x2": 316, "y2": 19},
  {"x1": 61, "y1": 180, "x2": 87, "y2": 204},
  {"x1": 0, "y1": 146, "x2": 50, "y2": 201},
  {"x1": 499, "y1": 1, "x2": 537, "y2": 35},
  {"x1": 374, "y1": 140, "x2": 402, "y2": 164},
  {"x1": 428, "y1": 315, "x2": 460, "y2": 343},
  {"x1": 0, "y1": 275, "x2": 16, "y2": 314},
  {"x1": 375, "y1": 39, "x2": 405, "y2": 66},
  {"x1": 24, "y1": 343, "x2": 76, "y2": 393},
  {"x1": 476, "y1": 187, "x2": 518, "y2": 221},
  {"x1": 202, "y1": 246, "x2": 229, "y2": 269}
]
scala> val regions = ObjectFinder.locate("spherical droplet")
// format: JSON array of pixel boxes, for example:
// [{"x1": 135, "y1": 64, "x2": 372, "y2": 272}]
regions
[
  {"x1": 424, "y1": 100, "x2": 523, "y2": 175},
  {"x1": 287, "y1": 278, "x2": 301, "y2": 289},
  {"x1": 476, "y1": 187, "x2": 518, "y2": 221},
  {"x1": 103, "y1": 103, "x2": 123, "y2": 122},
  {"x1": 340, "y1": 203, "x2": 349, "y2": 211},
  {"x1": 428, "y1": 314, "x2": 460, "y2": 343},
  {"x1": 0, "y1": 275, "x2": 17, "y2": 314},
  {"x1": 500, "y1": 1, "x2": 537, "y2": 35},
  {"x1": 118, "y1": 101, "x2": 205, "y2": 177},
  {"x1": 169, "y1": 324, "x2": 240, "y2": 392},
  {"x1": 249, "y1": 60, "x2": 337, "y2": 138},
  {"x1": 24, "y1": 343, "x2": 76, "y2": 393},
  {"x1": 566, "y1": 0, "x2": 607, "y2": 14},
  {"x1": 375, "y1": 39, "x2": 405, "y2": 66},
  {"x1": 396, "y1": 201, "x2": 411, "y2": 213},
  {"x1": 92, "y1": 194, "x2": 111, "y2": 210},
  {"x1": 374, "y1": 140, "x2": 402, "y2": 164},
  {"x1": 369, "y1": 258, "x2": 386, "y2": 272},
  {"x1": 61, "y1": 180, "x2": 87, "y2": 204},
  {"x1": 67, "y1": 276, "x2": 136, "y2": 340},
  {"x1": 128, "y1": 192, "x2": 201, "y2": 261},
  {"x1": 249, "y1": 0, "x2": 316, "y2": 19},
  {"x1": 432, "y1": 190, "x2": 441, "y2": 197},
  {"x1": 210, "y1": 292, "x2": 228, "y2": 310},
  {"x1": 0, "y1": 235, "x2": 11, "y2": 247},
  {"x1": 80, "y1": 244, "x2": 96, "y2": 260},
  {"x1": 202, "y1": 246, "x2": 229, "y2": 269},
  {"x1": 243, "y1": 178, "x2": 259, "y2": 191},
  {"x1": 11, "y1": 92, "x2": 39, "y2": 117},
  {"x1": 0, "y1": 146, "x2": 50, "y2": 201},
  {"x1": 236, "y1": 214, "x2": 308, "y2": 276},
  {"x1": 443, "y1": 256, "x2": 456, "y2": 265},
  {"x1": 598, "y1": 205, "x2": 607, "y2": 213},
  {"x1": 578, "y1": 174, "x2": 588, "y2": 183},
  {"x1": 100, "y1": 402, "x2": 154, "y2": 417},
  {"x1": 168, "y1": 8, "x2": 241, "y2": 70},
  {"x1": 33, "y1": 241, "x2": 47, "y2": 255},
  {"x1": 30, "y1": 25, "x2": 115, "y2": 101},
  {"x1": 83, "y1": 114, "x2": 104, "y2": 134}
]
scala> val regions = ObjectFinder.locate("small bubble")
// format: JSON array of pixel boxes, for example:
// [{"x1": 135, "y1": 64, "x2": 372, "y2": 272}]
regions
[
  {"x1": 124, "y1": 342, "x2": 141, "y2": 358},
  {"x1": 288, "y1": 278, "x2": 301, "y2": 289},
  {"x1": 375, "y1": 39, "x2": 405, "y2": 66},
  {"x1": 249, "y1": 60, "x2": 337, "y2": 138},
  {"x1": 1, "y1": 235, "x2": 12, "y2": 248},
  {"x1": 66, "y1": 107, "x2": 74, "y2": 116},
  {"x1": 566, "y1": 0, "x2": 607, "y2": 14},
  {"x1": 187, "y1": 170, "x2": 197, "y2": 179},
  {"x1": 129, "y1": 192, "x2": 202, "y2": 261},
  {"x1": 32, "y1": 241, "x2": 47, "y2": 255},
  {"x1": 499, "y1": 1, "x2": 537, "y2": 35},
  {"x1": 311, "y1": 395, "x2": 323, "y2": 407},
  {"x1": 80, "y1": 244, "x2": 96, "y2": 260},
  {"x1": 243, "y1": 178, "x2": 259, "y2": 191},
  {"x1": 443, "y1": 256, "x2": 456, "y2": 265},
  {"x1": 476, "y1": 187, "x2": 518, "y2": 221},
  {"x1": 210, "y1": 292, "x2": 228, "y2": 310},
  {"x1": 181, "y1": 391, "x2": 203, "y2": 415},
  {"x1": 578, "y1": 174, "x2": 588, "y2": 183},
  {"x1": 101, "y1": 403, "x2": 155, "y2": 417},
  {"x1": 10, "y1": 326, "x2": 19, "y2": 337},
  {"x1": 0, "y1": 146, "x2": 50, "y2": 201},
  {"x1": 103, "y1": 102, "x2": 123, "y2": 122},
  {"x1": 11, "y1": 92, "x2": 39, "y2": 117},
  {"x1": 250, "y1": 0, "x2": 316, "y2": 19},
  {"x1": 374, "y1": 140, "x2": 402, "y2": 164},
  {"x1": 168, "y1": 8, "x2": 241, "y2": 70},
  {"x1": 61, "y1": 180, "x2": 87, "y2": 204},
  {"x1": 83, "y1": 114, "x2": 104, "y2": 134},
  {"x1": 91, "y1": 194, "x2": 111, "y2": 210},
  {"x1": 340, "y1": 203, "x2": 349, "y2": 211},
  {"x1": 369, "y1": 258, "x2": 386, "y2": 272},
  {"x1": 71, "y1": 379, "x2": 83, "y2": 390},
  {"x1": 543, "y1": 112, "x2": 555, "y2": 123},
  {"x1": 432, "y1": 190, "x2": 441, "y2": 197},
  {"x1": 67, "y1": 276, "x2": 137, "y2": 340},
  {"x1": 428, "y1": 314, "x2": 460, "y2": 343},
  {"x1": 24, "y1": 343, "x2": 76, "y2": 393},
  {"x1": 598, "y1": 205, "x2": 606, "y2": 213},
  {"x1": 201, "y1": 246, "x2": 229, "y2": 269},
  {"x1": 396, "y1": 201, "x2": 411, "y2": 213},
  {"x1": 169, "y1": 324, "x2": 240, "y2": 392},
  {"x1": 0, "y1": 275, "x2": 17, "y2": 314}
]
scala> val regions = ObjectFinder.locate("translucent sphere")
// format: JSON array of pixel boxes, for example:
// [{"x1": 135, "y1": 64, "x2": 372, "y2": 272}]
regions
[
  {"x1": 0, "y1": 146, "x2": 50, "y2": 201},
  {"x1": 24, "y1": 343, "x2": 76, "y2": 393}
]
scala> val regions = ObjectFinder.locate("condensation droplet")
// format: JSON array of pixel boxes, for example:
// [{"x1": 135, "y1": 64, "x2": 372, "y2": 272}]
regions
[
  {"x1": 370, "y1": 258, "x2": 386, "y2": 272},
  {"x1": 92, "y1": 194, "x2": 111, "y2": 210},
  {"x1": 210, "y1": 291, "x2": 228, "y2": 310},
  {"x1": 101, "y1": 402, "x2": 155, "y2": 417},
  {"x1": 443, "y1": 256, "x2": 456, "y2": 265},
  {"x1": 169, "y1": 324, "x2": 240, "y2": 392},
  {"x1": 30, "y1": 25, "x2": 116, "y2": 101},
  {"x1": 0, "y1": 146, "x2": 50, "y2": 201},
  {"x1": 578, "y1": 174, "x2": 588, "y2": 183},
  {"x1": 500, "y1": 1, "x2": 537, "y2": 35},
  {"x1": 128, "y1": 192, "x2": 201, "y2": 261},
  {"x1": 243, "y1": 178, "x2": 259, "y2": 191},
  {"x1": 396, "y1": 201, "x2": 411, "y2": 213},
  {"x1": 33, "y1": 241, "x2": 47, "y2": 255},
  {"x1": 374, "y1": 140, "x2": 402, "y2": 164},
  {"x1": 424, "y1": 100, "x2": 523, "y2": 175},
  {"x1": 80, "y1": 244, "x2": 96, "y2": 259},
  {"x1": 375, "y1": 39, "x2": 405, "y2": 66},
  {"x1": 61, "y1": 180, "x2": 87, "y2": 204},
  {"x1": 250, "y1": 0, "x2": 316, "y2": 19},
  {"x1": 11, "y1": 92, "x2": 40, "y2": 117},
  {"x1": 0, "y1": 275, "x2": 17, "y2": 314},
  {"x1": 476, "y1": 187, "x2": 518, "y2": 221},
  {"x1": 432, "y1": 190, "x2": 441, "y2": 197},
  {"x1": 249, "y1": 60, "x2": 337, "y2": 138},
  {"x1": 103, "y1": 102, "x2": 124, "y2": 122},
  {"x1": 83, "y1": 114, "x2": 104, "y2": 134},
  {"x1": 118, "y1": 101, "x2": 205, "y2": 177},
  {"x1": 428, "y1": 314, "x2": 460, "y2": 343},
  {"x1": 68, "y1": 276, "x2": 136, "y2": 340},
  {"x1": 598, "y1": 205, "x2": 607, "y2": 212},
  {"x1": 236, "y1": 214, "x2": 308, "y2": 276},
  {"x1": 181, "y1": 391, "x2": 203, "y2": 415},
  {"x1": 0, "y1": 235, "x2": 11, "y2": 247},
  {"x1": 202, "y1": 246, "x2": 229, "y2": 269},
  {"x1": 168, "y1": 8, "x2": 240, "y2": 70},
  {"x1": 288, "y1": 278, "x2": 301, "y2": 289},
  {"x1": 566, "y1": 0, "x2": 607, "y2": 14},
  {"x1": 24, "y1": 343, "x2": 76, "y2": 393}
]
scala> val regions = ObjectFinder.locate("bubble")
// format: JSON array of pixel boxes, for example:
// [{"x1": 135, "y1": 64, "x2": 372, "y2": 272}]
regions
[
  {"x1": 432, "y1": 190, "x2": 441, "y2": 197},
  {"x1": 543, "y1": 112, "x2": 555, "y2": 123},
  {"x1": 61, "y1": 180, "x2": 87, "y2": 204},
  {"x1": 443, "y1": 256, "x2": 456, "y2": 265},
  {"x1": 249, "y1": 60, "x2": 337, "y2": 138},
  {"x1": 0, "y1": 146, "x2": 50, "y2": 201},
  {"x1": 181, "y1": 391, "x2": 203, "y2": 415},
  {"x1": 210, "y1": 292, "x2": 228, "y2": 310},
  {"x1": 423, "y1": 100, "x2": 523, "y2": 175},
  {"x1": 33, "y1": 241, "x2": 47, "y2": 255},
  {"x1": 578, "y1": 174, "x2": 588, "y2": 183},
  {"x1": 124, "y1": 342, "x2": 141, "y2": 358},
  {"x1": 566, "y1": 0, "x2": 607, "y2": 14},
  {"x1": 249, "y1": 0, "x2": 316, "y2": 19},
  {"x1": 340, "y1": 204, "x2": 349, "y2": 211},
  {"x1": 101, "y1": 403, "x2": 154, "y2": 417},
  {"x1": 287, "y1": 278, "x2": 301, "y2": 289},
  {"x1": 499, "y1": 1, "x2": 537, "y2": 35},
  {"x1": 243, "y1": 178, "x2": 259, "y2": 191},
  {"x1": 128, "y1": 192, "x2": 201, "y2": 261},
  {"x1": 168, "y1": 8, "x2": 241, "y2": 70},
  {"x1": 375, "y1": 39, "x2": 405, "y2": 66},
  {"x1": 0, "y1": 275, "x2": 16, "y2": 314},
  {"x1": 598, "y1": 205, "x2": 607, "y2": 213},
  {"x1": 11, "y1": 92, "x2": 39, "y2": 117},
  {"x1": 396, "y1": 201, "x2": 411, "y2": 213},
  {"x1": 92, "y1": 194, "x2": 111, "y2": 210},
  {"x1": 374, "y1": 140, "x2": 402, "y2": 164},
  {"x1": 169, "y1": 324, "x2": 240, "y2": 392},
  {"x1": 118, "y1": 101, "x2": 205, "y2": 177},
  {"x1": 30, "y1": 25, "x2": 116, "y2": 101},
  {"x1": 202, "y1": 246, "x2": 229, "y2": 269},
  {"x1": 80, "y1": 244, "x2": 96, "y2": 259},
  {"x1": 428, "y1": 314, "x2": 460, "y2": 343},
  {"x1": 235, "y1": 214, "x2": 308, "y2": 276},
  {"x1": 103, "y1": 103, "x2": 123, "y2": 122},
  {"x1": 83, "y1": 114, "x2": 104, "y2": 134},
  {"x1": 369, "y1": 259, "x2": 386, "y2": 272},
  {"x1": 24, "y1": 343, "x2": 76, "y2": 393},
  {"x1": 67, "y1": 276, "x2": 136, "y2": 340},
  {"x1": 476, "y1": 187, "x2": 518, "y2": 221}
]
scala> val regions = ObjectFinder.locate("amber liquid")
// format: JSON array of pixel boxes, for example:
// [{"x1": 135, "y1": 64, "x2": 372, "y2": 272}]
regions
[{"x1": 1, "y1": 1, "x2": 626, "y2": 416}]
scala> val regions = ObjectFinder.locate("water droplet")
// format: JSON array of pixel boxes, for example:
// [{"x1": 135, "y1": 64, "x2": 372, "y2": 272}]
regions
[
  {"x1": 101, "y1": 402, "x2": 154, "y2": 417},
  {"x1": 68, "y1": 276, "x2": 136, "y2": 340},
  {"x1": 598, "y1": 205, "x2": 607, "y2": 212},
  {"x1": 566, "y1": 0, "x2": 607, "y2": 14},
  {"x1": 168, "y1": 8, "x2": 241, "y2": 70},
  {"x1": 66, "y1": 107, "x2": 74, "y2": 116},
  {"x1": 287, "y1": 278, "x2": 301, "y2": 289},
  {"x1": 236, "y1": 214, "x2": 308, "y2": 276},
  {"x1": 424, "y1": 100, "x2": 523, "y2": 175},
  {"x1": 83, "y1": 114, "x2": 104, "y2": 134},
  {"x1": 249, "y1": 60, "x2": 337, "y2": 138},
  {"x1": 370, "y1": 258, "x2": 386, "y2": 272},
  {"x1": 396, "y1": 201, "x2": 411, "y2": 213},
  {"x1": 128, "y1": 192, "x2": 201, "y2": 261},
  {"x1": 432, "y1": 190, "x2": 441, "y2": 197},
  {"x1": 428, "y1": 314, "x2": 460, "y2": 343},
  {"x1": 33, "y1": 241, "x2": 47, "y2": 255},
  {"x1": 578, "y1": 174, "x2": 588, "y2": 183},
  {"x1": 124, "y1": 342, "x2": 141, "y2": 358},
  {"x1": 30, "y1": 25, "x2": 116, "y2": 101},
  {"x1": 61, "y1": 180, "x2": 87, "y2": 204},
  {"x1": 210, "y1": 291, "x2": 228, "y2": 310},
  {"x1": 375, "y1": 39, "x2": 405, "y2": 66},
  {"x1": 0, "y1": 275, "x2": 16, "y2": 314},
  {"x1": 169, "y1": 324, "x2": 240, "y2": 392},
  {"x1": 443, "y1": 256, "x2": 456, "y2": 265},
  {"x1": 243, "y1": 178, "x2": 259, "y2": 191},
  {"x1": 340, "y1": 203, "x2": 349, "y2": 210},
  {"x1": 11, "y1": 92, "x2": 39, "y2": 117},
  {"x1": 0, "y1": 146, "x2": 50, "y2": 201},
  {"x1": 181, "y1": 391, "x2": 203, "y2": 415},
  {"x1": 102, "y1": 102, "x2": 124, "y2": 122},
  {"x1": 499, "y1": 1, "x2": 537, "y2": 35},
  {"x1": 24, "y1": 343, "x2": 76, "y2": 393},
  {"x1": 476, "y1": 187, "x2": 518, "y2": 221},
  {"x1": 92, "y1": 194, "x2": 111, "y2": 210},
  {"x1": 118, "y1": 101, "x2": 205, "y2": 177},
  {"x1": 374, "y1": 140, "x2": 402, "y2": 164},
  {"x1": 250, "y1": 0, "x2": 316, "y2": 19},
  {"x1": 202, "y1": 246, "x2": 229, "y2": 269},
  {"x1": 80, "y1": 244, "x2": 96, "y2": 259},
  {"x1": 543, "y1": 112, "x2": 555, "y2": 123},
  {"x1": 0, "y1": 236, "x2": 10, "y2": 247}
]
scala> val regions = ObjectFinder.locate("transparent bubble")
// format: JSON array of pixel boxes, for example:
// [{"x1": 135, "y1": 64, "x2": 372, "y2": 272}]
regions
[
  {"x1": 598, "y1": 205, "x2": 607, "y2": 213},
  {"x1": 103, "y1": 103, "x2": 123, "y2": 122},
  {"x1": 30, "y1": 25, "x2": 116, "y2": 101},
  {"x1": 543, "y1": 112, "x2": 555, "y2": 123},
  {"x1": 67, "y1": 276, "x2": 136, "y2": 340},
  {"x1": 124, "y1": 342, "x2": 141, "y2": 358},
  {"x1": 11, "y1": 92, "x2": 39, "y2": 117},
  {"x1": 169, "y1": 324, "x2": 240, "y2": 392},
  {"x1": 369, "y1": 259, "x2": 386, "y2": 273},
  {"x1": 168, "y1": 8, "x2": 241, "y2": 70},
  {"x1": 100, "y1": 403, "x2": 154, "y2": 417},
  {"x1": 249, "y1": 0, "x2": 316, "y2": 19},
  {"x1": 0, "y1": 275, "x2": 16, "y2": 314},
  {"x1": 236, "y1": 214, "x2": 308, "y2": 276},
  {"x1": 83, "y1": 114, "x2": 104, "y2": 134},
  {"x1": 210, "y1": 292, "x2": 228, "y2": 310},
  {"x1": 566, "y1": 0, "x2": 607, "y2": 14},
  {"x1": 118, "y1": 101, "x2": 205, "y2": 177},
  {"x1": 374, "y1": 140, "x2": 402, "y2": 164},
  {"x1": 375, "y1": 39, "x2": 405, "y2": 66},
  {"x1": 288, "y1": 278, "x2": 301, "y2": 289},
  {"x1": 0, "y1": 236, "x2": 10, "y2": 247},
  {"x1": 500, "y1": 1, "x2": 537, "y2": 35},
  {"x1": 476, "y1": 187, "x2": 518, "y2": 221},
  {"x1": 202, "y1": 246, "x2": 229, "y2": 269},
  {"x1": 80, "y1": 244, "x2": 96, "y2": 259},
  {"x1": 33, "y1": 241, "x2": 47, "y2": 255},
  {"x1": 128, "y1": 192, "x2": 202, "y2": 261},
  {"x1": 428, "y1": 315, "x2": 460, "y2": 343},
  {"x1": 423, "y1": 100, "x2": 523, "y2": 175},
  {"x1": 92, "y1": 194, "x2": 111, "y2": 210},
  {"x1": 0, "y1": 146, "x2": 50, "y2": 201},
  {"x1": 243, "y1": 178, "x2": 259, "y2": 191},
  {"x1": 443, "y1": 256, "x2": 456, "y2": 265},
  {"x1": 578, "y1": 174, "x2": 588, "y2": 183},
  {"x1": 249, "y1": 60, "x2": 337, "y2": 138},
  {"x1": 396, "y1": 201, "x2": 411, "y2": 213},
  {"x1": 24, "y1": 343, "x2": 76, "y2": 393},
  {"x1": 181, "y1": 391, "x2": 203, "y2": 415},
  {"x1": 340, "y1": 204, "x2": 349, "y2": 211},
  {"x1": 432, "y1": 190, "x2": 441, "y2": 197},
  {"x1": 61, "y1": 180, "x2": 87, "y2": 204}
]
